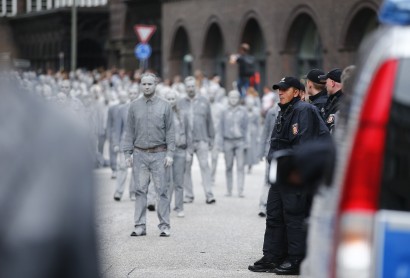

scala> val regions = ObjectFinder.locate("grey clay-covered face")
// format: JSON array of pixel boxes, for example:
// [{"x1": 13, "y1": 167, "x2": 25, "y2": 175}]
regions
[
  {"x1": 141, "y1": 76, "x2": 156, "y2": 97},
  {"x1": 185, "y1": 79, "x2": 196, "y2": 98},
  {"x1": 228, "y1": 90, "x2": 240, "y2": 107},
  {"x1": 165, "y1": 91, "x2": 177, "y2": 109}
]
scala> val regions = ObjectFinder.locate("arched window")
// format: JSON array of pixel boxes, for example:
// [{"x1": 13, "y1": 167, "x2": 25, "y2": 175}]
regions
[
  {"x1": 202, "y1": 22, "x2": 225, "y2": 86},
  {"x1": 170, "y1": 26, "x2": 192, "y2": 78},
  {"x1": 286, "y1": 14, "x2": 323, "y2": 77},
  {"x1": 344, "y1": 8, "x2": 378, "y2": 51}
]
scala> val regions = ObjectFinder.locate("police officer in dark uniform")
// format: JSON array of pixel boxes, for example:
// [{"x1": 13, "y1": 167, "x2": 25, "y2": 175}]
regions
[
  {"x1": 303, "y1": 69, "x2": 328, "y2": 111},
  {"x1": 248, "y1": 77, "x2": 329, "y2": 275},
  {"x1": 318, "y1": 68, "x2": 343, "y2": 133}
]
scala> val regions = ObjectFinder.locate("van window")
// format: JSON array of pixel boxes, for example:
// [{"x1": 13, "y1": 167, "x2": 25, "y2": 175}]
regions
[{"x1": 379, "y1": 58, "x2": 410, "y2": 211}]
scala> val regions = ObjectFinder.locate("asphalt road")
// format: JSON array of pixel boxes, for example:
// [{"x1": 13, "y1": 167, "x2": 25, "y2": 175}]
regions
[{"x1": 96, "y1": 155, "x2": 299, "y2": 278}]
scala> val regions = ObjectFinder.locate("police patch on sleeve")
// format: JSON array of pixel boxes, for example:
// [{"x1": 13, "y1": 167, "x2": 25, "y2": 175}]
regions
[
  {"x1": 326, "y1": 114, "x2": 335, "y2": 124},
  {"x1": 292, "y1": 123, "x2": 299, "y2": 135}
]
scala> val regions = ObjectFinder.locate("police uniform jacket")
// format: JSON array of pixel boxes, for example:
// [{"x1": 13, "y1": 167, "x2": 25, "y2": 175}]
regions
[
  {"x1": 309, "y1": 90, "x2": 328, "y2": 112},
  {"x1": 267, "y1": 97, "x2": 329, "y2": 162},
  {"x1": 321, "y1": 90, "x2": 343, "y2": 132}
]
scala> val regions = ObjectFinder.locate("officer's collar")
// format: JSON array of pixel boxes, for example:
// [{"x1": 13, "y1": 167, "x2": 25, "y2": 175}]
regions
[
  {"x1": 309, "y1": 90, "x2": 327, "y2": 102},
  {"x1": 329, "y1": 90, "x2": 343, "y2": 100},
  {"x1": 278, "y1": 97, "x2": 299, "y2": 110}
]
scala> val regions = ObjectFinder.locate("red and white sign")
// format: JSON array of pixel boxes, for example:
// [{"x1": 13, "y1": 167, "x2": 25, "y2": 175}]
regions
[{"x1": 134, "y1": 25, "x2": 157, "y2": 43}]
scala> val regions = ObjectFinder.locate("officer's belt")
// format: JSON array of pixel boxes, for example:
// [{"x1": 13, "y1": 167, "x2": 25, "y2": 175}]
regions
[{"x1": 135, "y1": 145, "x2": 167, "y2": 153}]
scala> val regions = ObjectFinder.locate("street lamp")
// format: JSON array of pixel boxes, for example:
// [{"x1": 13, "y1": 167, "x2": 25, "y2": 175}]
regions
[
  {"x1": 59, "y1": 52, "x2": 64, "y2": 71},
  {"x1": 71, "y1": 0, "x2": 77, "y2": 71}
]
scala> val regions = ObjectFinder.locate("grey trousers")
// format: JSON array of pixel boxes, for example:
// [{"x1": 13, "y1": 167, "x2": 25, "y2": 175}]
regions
[
  {"x1": 147, "y1": 177, "x2": 156, "y2": 206},
  {"x1": 96, "y1": 133, "x2": 106, "y2": 167},
  {"x1": 109, "y1": 141, "x2": 117, "y2": 171},
  {"x1": 168, "y1": 148, "x2": 186, "y2": 212},
  {"x1": 259, "y1": 161, "x2": 271, "y2": 212},
  {"x1": 98, "y1": 133, "x2": 105, "y2": 155},
  {"x1": 223, "y1": 138, "x2": 246, "y2": 195},
  {"x1": 115, "y1": 152, "x2": 136, "y2": 197},
  {"x1": 133, "y1": 150, "x2": 170, "y2": 231},
  {"x1": 211, "y1": 147, "x2": 219, "y2": 185},
  {"x1": 184, "y1": 141, "x2": 214, "y2": 201}
]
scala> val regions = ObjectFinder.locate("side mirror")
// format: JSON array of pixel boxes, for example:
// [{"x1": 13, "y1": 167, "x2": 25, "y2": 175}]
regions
[
  {"x1": 269, "y1": 149, "x2": 295, "y2": 184},
  {"x1": 268, "y1": 138, "x2": 335, "y2": 190}
]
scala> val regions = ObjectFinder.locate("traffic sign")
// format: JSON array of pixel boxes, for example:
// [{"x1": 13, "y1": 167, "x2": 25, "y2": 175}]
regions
[
  {"x1": 134, "y1": 43, "x2": 152, "y2": 60},
  {"x1": 134, "y1": 25, "x2": 157, "y2": 43}
]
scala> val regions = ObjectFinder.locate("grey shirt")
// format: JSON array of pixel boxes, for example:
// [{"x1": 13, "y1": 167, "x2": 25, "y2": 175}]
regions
[
  {"x1": 259, "y1": 105, "x2": 279, "y2": 158},
  {"x1": 178, "y1": 95, "x2": 215, "y2": 143},
  {"x1": 173, "y1": 109, "x2": 193, "y2": 153},
  {"x1": 122, "y1": 95, "x2": 175, "y2": 158},
  {"x1": 106, "y1": 103, "x2": 121, "y2": 141},
  {"x1": 113, "y1": 102, "x2": 129, "y2": 148},
  {"x1": 219, "y1": 105, "x2": 248, "y2": 142}
]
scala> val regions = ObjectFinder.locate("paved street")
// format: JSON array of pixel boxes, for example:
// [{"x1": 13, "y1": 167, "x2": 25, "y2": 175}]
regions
[{"x1": 96, "y1": 155, "x2": 299, "y2": 278}]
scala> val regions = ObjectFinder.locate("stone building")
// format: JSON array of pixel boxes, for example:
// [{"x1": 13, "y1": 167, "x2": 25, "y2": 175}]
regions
[
  {"x1": 162, "y1": 0, "x2": 381, "y2": 89},
  {"x1": 0, "y1": 0, "x2": 162, "y2": 72},
  {"x1": 1, "y1": 0, "x2": 381, "y2": 88},
  {"x1": 0, "y1": 0, "x2": 109, "y2": 70}
]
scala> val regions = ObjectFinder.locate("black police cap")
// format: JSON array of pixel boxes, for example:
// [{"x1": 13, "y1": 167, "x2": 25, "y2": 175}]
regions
[
  {"x1": 318, "y1": 68, "x2": 342, "y2": 83},
  {"x1": 272, "y1": 76, "x2": 301, "y2": 91},
  {"x1": 303, "y1": 69, "x2": 326, "y2": 84}
]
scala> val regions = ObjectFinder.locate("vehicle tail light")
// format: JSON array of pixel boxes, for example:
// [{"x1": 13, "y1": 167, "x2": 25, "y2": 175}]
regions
[
  {"x1": 336, "y1": 212, "x2": 373, "y2": 278},
  {"x1": 334, "y1": 59, "x2": 398, "y2": 278}
]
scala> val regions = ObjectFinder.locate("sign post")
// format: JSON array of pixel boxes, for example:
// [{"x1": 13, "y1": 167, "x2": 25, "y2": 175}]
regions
[{"x1": 133, "y1": 24, "x2": 156, "y2": 70}]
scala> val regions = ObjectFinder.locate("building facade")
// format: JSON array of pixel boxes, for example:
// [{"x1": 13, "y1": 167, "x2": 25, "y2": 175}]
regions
[
  {"x1": 162, "y1": 0, "x2": 381, "y2": 89},
  {"x1": 0, "y1": 0, "x2": 109, "y2": 70},
  {"x1": 1, "y1": 0, "x2": 381, "y2": 86}
]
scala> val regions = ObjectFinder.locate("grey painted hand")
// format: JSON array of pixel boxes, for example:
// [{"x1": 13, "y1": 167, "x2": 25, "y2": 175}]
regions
[
  {"x1": 164, "y1": 156, "x2": 173, "y2": 167},
  {"x1": 125, "y1": 157, "x2": 133, "y2": 167}
]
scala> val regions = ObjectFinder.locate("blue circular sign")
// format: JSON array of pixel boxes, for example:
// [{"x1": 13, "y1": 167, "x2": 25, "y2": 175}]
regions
[{"x1": 134, "y1": 43, "x2": 152, "y2": 60}]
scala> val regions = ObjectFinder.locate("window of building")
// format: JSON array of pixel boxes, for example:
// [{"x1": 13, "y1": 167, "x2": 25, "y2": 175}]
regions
[
  {"x1": 1, "y1": 0, "x2": 17, "y2": 16},
  {"x1": 297, "y1": 21, "x2": 322, "y2": 78}
]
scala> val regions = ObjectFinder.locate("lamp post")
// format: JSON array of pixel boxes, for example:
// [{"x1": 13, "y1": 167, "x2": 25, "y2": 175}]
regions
[
  {"x1": 71, "y1": 0, "x2": 77, "y2": 71},
  {"x1": 59, "y1": 52, "x2": 64, "y2": 71}
]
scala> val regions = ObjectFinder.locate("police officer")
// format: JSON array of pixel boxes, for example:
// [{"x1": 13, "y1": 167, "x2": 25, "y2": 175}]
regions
[
  {"x1": 318, "y1": 68, "x2": 343, "y2": 133},
  {"x1": 248, "y1": 77, "x2": 329, "y2": 275},
  {"x1": 303, "y1": 69, "x2": 328, "y2": 111}
]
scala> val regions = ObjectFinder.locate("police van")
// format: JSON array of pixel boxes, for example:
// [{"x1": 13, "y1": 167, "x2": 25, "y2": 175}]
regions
[{"x1": 297, "y1": 0, "x2": 410, "y2": 277}]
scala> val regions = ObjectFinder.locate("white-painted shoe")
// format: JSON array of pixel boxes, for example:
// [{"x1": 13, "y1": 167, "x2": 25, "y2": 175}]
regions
[
  {"x1": 177, "y1": 211, "x2": 185, "y2": 218},
  {"x1": 160, "y1": 228, "x2": 170, "y2": 237}
]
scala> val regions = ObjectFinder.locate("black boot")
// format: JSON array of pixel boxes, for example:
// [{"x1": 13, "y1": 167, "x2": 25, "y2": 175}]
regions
[
  {"x1": 248, "y1": 256, "x2": 280, "y2": 273},
  {"x1": 273, "y1": 258, "x2": 302, "y2": 275}
]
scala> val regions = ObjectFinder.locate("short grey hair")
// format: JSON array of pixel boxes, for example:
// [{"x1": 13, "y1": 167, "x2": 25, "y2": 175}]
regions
[
  {"x1": 140, "y1": 72, "x2": 158, "y2": 84},
  {"x1": 341, "y1": 65, "x2": 356, "y2": 96},
  {"x1": 184, "y1": 76, "x2": 195, "y2": 84}
]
